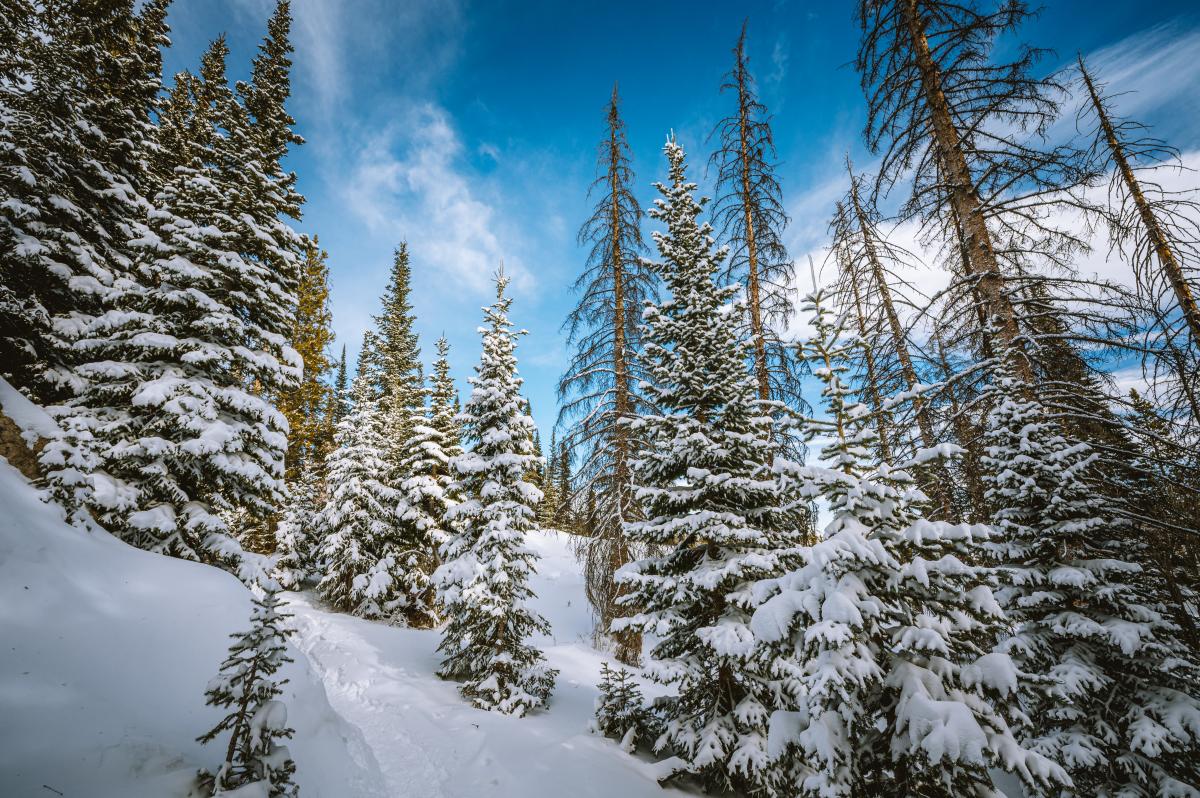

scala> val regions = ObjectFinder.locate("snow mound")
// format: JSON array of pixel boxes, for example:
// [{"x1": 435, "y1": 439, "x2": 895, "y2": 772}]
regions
[{"x1": 0, "y1": 462, "x2": 386, "y2": 797}]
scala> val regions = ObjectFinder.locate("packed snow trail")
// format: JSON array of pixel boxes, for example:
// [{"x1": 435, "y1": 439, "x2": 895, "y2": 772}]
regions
[{"x1": 284, "y1": 530, "x2": 688, "y2": 798}]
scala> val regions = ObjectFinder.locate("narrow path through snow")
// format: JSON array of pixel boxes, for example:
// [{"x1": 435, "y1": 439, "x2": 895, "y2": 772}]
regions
[{"x1": 282, "y1": 531, "x2": 689, "y2": 798}]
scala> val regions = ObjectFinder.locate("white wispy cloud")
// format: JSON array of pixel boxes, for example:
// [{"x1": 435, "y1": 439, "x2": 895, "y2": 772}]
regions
[{"x1": 339, "y1": 104, "x2": 534, "y2": 297}]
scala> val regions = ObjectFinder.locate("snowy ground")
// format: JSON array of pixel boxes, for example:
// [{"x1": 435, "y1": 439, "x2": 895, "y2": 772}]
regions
[
  {"x1": 284, "y1": 533, "x2": 685, "y2": 798},
  {"x1": 0, "y1": 460, "x2": 684, "y2": 797}
]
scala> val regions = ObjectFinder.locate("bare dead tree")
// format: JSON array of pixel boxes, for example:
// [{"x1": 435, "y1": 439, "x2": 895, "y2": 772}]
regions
[
  {"x1": 708, "y1": 20, "x2": 801, "y2": 409},
  {"x1": 1077, "y1": 56, "x2": 1200, "y2": 429},
  {"x1": 855, "y1": 0, "x2": 1088, "y2": 380},
  {"x1": 828, "y1": 162, "x2": 958, "y2": 516},
  {"x1": 558, "y1": 84, "x2": 654, "y2": 665}
]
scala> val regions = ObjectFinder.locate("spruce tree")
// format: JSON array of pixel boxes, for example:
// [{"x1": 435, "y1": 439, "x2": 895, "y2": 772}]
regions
[
  {"x1": 273, "y1": 468, "x2": 324, "y2": 590},
  {"x1": 983, "y1": 359, "x2": 1200, "y2": 797},
  {"x1": 434, "y1": 273, "x2": 556, "y2": 716},
  {"x1": 331, "y1": 344, "x2": 350, "y2": 423},
  {"x1": 278, "y1": 236, "x2": 335, "y2": 479},
  {"x1": 42, "y1": 36, "x2": 300, "y2": 573},
  {"x1": 750, "y1": 290, "x2": 1066, "y2": 798},
  {"x1": 197, "y1": 589, "x2": 297, "y2": 798},
  {"x1": 539, "y1": 429, "x2": 562, "y2": 528},
  {"x1": 616, "y1": 138, "x2": 798, "y2": 792},
  {"x1": 0, "y1": 0, "x2": 164, "y2": 401},
  {"x1": 593, "y1": 663, "x2": 659, "y2": 753},
  {"x1": 318, "y1": 373, "x2": 402, "y2": 618},
  {"x1": 390, "y1": 339, "x2": 461, "y2": 628}
]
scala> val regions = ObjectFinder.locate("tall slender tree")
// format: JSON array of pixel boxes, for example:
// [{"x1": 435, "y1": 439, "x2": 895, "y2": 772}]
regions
[
  {"x1": 617, "y1": 139, "x2": 799, "y2": 792},
  {"x1": 278, "y1": 235, "x2": 335, "y2": 479},
  {"x1": 708, "y1": 20, "x2": 798, "y2": 406},
  {"x1": 854, "y1": 0, "x2": 1081, "y2": 379},
  {"x1": 830, "y1": 162, "x2": 956, "y2": 516},
  {"x1": 435, "y1": 273, "x2": 556, "y2": 716},
  {"x1": 1078, "y1": 56, "x2": 1200, "y2": 428},
  {"x1": 559, "y1": 84, "x2": 653, "y2": 664}
]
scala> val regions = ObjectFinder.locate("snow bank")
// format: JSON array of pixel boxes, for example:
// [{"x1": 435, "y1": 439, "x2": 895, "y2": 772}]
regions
[
  {"x1": 0, "y1": 376, "x2": 59, "y2": 442},
  {"x1": 0, "y1": 462, "x2": 386, "y2": 797}
]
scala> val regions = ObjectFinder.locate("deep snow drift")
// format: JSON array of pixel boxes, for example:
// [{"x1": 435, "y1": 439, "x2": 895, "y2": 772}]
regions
[{"x1": 0, "y1": 460, "x2": 684, "y2": 797}]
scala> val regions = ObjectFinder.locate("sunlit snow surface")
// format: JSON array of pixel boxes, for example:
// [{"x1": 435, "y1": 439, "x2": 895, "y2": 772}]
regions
[{"x1": 0, "y1": 461, "x2": 683, "y2": 797}]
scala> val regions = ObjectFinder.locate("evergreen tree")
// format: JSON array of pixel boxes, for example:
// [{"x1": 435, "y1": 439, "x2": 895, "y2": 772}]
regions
[
  {"x1": 750, "y1": 290, "x2": 1065, "y2": 798},
  {"x1": 331, "y1": 344, "x2": 349, "y2": 424},
  {"x1": 317, "y1": 374, "x2": 402, "y2": 618},
  {"x1": 983, "y1": 359, "x2": 1200, "y2": 797},
  {"x1": 368, "y1": 243, "x2": 433, "y2": 624},
  {"x1": 390, "y1": 339, "x2": 462, "y2": 628},
  {"x1": 197, "y1": 589, "x2": 297, "y2": 798},
  {"x1": 539, "y1": 429, "x2": 562, "y2": 528},
  {"x1": 273, "y1": 468, "x2": 323, "y2": 590},
  {"x1": 278, "y1": 236, "x2": 335, "y2": 479},
  {"x1": 0, "y1": 0, "x2": 165, "y2": 401},
  {"x1": 616, "y1": 139, "x2": 798, "y2": 792},
  {"x1": 42, "y1": 36, "x2": 300, "y2": 573},
  {"x1": 372, "y1": 243, "x2": 423, "y2": 417},
  {"x1": 592, "y1": 663, "x2": 659, "y2": 753},
  {"x1": 434, "y1": 273, "x2": 556, "y2": 716},
  {"x1": 429, "y1": 336, "x2": 462, "y2": 460},
  {"x1": 555, "y1": 440, "x2": 575, "y2": 531}
]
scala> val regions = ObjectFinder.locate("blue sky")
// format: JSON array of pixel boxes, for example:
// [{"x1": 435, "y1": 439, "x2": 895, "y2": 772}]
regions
[{"x1": 162, "y1": 0, "x2": 1200, "y2": 439}]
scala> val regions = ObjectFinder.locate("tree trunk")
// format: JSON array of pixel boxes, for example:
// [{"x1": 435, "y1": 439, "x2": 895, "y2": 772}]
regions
[
  {"x1": 846, "y1": 259, "x2": 894, "y2": 463},
  {"x1": 1079, "y1": 60, "x2": 1200, "y2": 350},
  {"x1": 734, "y1": 33, "x2": 772, "y2": 402},
  {"x1": 901, "y1": 0, "x2": 1028, "y2": 379},
  {"x1": 848, "y1": 173, "x2": 954, "y2": 515},
  {"x1": 607, "y1": 91, "x2": 640, "y2": 666}
]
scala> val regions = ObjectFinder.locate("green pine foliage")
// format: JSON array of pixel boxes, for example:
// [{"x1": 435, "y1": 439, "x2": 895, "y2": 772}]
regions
[
  {"x1": 197, "y1": 589, "x2": 297, "y2": 798},
  {"x1": 593, "y1": 663, "x2": 660, "y2": 753}
]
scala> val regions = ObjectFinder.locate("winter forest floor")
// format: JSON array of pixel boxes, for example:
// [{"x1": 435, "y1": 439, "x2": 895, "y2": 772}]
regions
[{"x1": 0, "y1": 460, "x2": 686, "y2": 797}]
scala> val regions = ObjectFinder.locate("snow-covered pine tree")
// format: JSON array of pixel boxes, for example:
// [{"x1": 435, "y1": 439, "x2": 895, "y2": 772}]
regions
[
  {"x1": 983, "y1": 357, "x2": 1200, "y2": 797},
  {"x1": 593, "y1": 662, "x2": 659, "y2": 753},
  {"x1": 434, "y1": 272, "x2": 556, "y2": 716},
  {"x1": 273, "y1": 468, "x2": 324, "y2": 590},
  {"x1": 390, "y1": 338, "x2": 461, "y2": 628},
  {"x1": 197, "y1": 588, "x2": 297, "y2": 798},
  {"x1": 41, "y1": 36, "x2": 299, "y2": 579},
  {"x1": 749, "y1": 289, "x2": 1066, "y2": 798},
  {"x1": 0, "y1": 0, "x2": 166, "y2": 401},
  {"x1": 367, "y1": 243, "x2": 436, "y2": 625},
  {"x1": 317, "y1": 372, "x2": 402, "y2": 618},
  {"x1": 614, "y1": 138, "x2": 799, "y2": 793}
]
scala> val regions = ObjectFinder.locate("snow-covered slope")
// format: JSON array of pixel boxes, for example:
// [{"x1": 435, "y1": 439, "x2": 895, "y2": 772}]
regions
[
  {"x1": 0, "y1": 463, "x2": 386, "y2": 797},
  {"x1": 0, "y1": 461, "x2": 684, "y2": 797}
]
